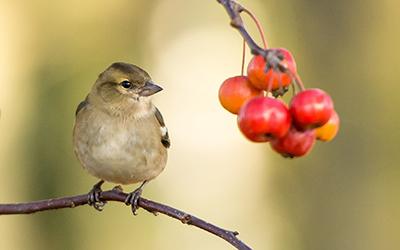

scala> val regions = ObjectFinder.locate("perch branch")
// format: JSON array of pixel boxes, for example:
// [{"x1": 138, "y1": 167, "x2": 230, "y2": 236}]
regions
[{"x1": 0, "y1": 189, "x2": 252, "y2": 250}]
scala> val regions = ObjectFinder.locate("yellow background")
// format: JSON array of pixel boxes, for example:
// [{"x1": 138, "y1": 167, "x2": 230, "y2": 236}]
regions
[{"x1": 1, "y1": 0, "x2": 399, "y2": 249}]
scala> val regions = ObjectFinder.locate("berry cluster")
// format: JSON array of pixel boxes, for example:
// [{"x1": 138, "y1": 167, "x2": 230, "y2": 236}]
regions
[{"x1": 219, "y1": 48, "x2": 340, "y2": 158}]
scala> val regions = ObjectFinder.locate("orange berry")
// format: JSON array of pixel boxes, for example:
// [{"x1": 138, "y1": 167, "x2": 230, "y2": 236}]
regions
[
  {"x1": 218, "y1": 76, "x2": 263, "y2": 114},
  {"x1": 247, "y1": 48, "x2": 296, "y2": 91},
  {"x1": 315, "y1": 111, "x2": 340, "y2": 141}
]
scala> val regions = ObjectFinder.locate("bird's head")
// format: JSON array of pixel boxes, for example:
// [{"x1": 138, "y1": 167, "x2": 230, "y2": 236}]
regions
[{"x1": 90, "y1": 62, "x2": 162, "y2": 110}]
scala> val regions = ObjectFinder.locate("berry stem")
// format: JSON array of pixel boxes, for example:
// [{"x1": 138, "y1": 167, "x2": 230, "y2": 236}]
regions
[
  {"x1": 288, "y1": 69, "x2": 306, "y2": 91},
  {"x1": 241, "y1": 39, "x2": 246, "y2": 76},
  {"x1": 240, "y1": 8, "x2": 268, "y2": 49},
  {"x1": 266, "y1": 72, "x2": 274, "y2": 94},
  {"x1": 291, "y1": 81, "x2": 296, "y2": 95},
  {"x1": 217, "y1": 0, "x2": 266, "y2": 56},
  {"x1": 239, "y1": 7, "x2": 268, "y2": 76}
]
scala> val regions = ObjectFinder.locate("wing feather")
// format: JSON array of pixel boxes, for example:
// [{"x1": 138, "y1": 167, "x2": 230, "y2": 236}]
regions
[{"x1": 155, "y1": 107, "x2": 170, "y2": 148}]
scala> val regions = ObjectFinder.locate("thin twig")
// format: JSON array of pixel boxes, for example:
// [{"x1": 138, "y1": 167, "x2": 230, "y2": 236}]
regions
[
  {"x1": 217, "y1": 0, "x2": 290, "y2": 74},
  {"x1": 0, "y1": 189, "x2": 252, "y2": 250},
  {"x1": 241, "y1": 8, "x2": 268, "y2": 49},
  {"x1": 217, "y1": 0, "x2": 266, "y2": 57}
]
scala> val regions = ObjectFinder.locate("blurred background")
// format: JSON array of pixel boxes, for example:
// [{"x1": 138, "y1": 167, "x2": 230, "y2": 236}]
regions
[{"x1": 1, "y1": 0, "x2": 399, "y2": 249}]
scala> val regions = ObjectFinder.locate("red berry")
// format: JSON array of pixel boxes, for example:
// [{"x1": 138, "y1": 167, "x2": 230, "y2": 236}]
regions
[
  {"x1": 247, "y1": 48, "x2": 297, "y2": 91},
  {"x1": 290, "y1": 88, "x2": 334, "y2": 130},
  {"x1": 237, "y1": 97, "x2": 291, "y2": 142},
  {"x1": 315, "y1": 110, "x2": 340, "y2": 141},
  {"x1": 218, "y1": 76, "x2": 264, "y2": 114},
  {"x1": 271, "y1": 127, "x2": 316, "y2": 158}
]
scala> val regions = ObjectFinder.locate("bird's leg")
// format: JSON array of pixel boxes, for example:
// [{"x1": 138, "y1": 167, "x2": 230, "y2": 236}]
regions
[
  {"x1": 125, "y1": 180, "x2": 148, "y2": 215},
  {"x1": 88, "y1": 180, "x2": 107, "y2": 211}
]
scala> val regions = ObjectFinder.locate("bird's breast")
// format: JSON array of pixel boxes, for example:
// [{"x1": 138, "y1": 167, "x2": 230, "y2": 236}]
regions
[{"x1": 74, "y1": 109, "x2": 167, "y2": 184}]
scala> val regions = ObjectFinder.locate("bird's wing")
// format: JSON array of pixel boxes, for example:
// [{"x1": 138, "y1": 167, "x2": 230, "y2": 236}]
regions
[
  {"x1": 155, "y1": 107, "x2": 170, "y2": 148},
  {"x1": 75, "y1": 96, "x2": 89, "y2": 116}
]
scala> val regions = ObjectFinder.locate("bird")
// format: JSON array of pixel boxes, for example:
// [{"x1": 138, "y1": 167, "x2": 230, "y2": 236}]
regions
[{"x1": 73, "y1": 62, "x2": 170, "y2": 214}]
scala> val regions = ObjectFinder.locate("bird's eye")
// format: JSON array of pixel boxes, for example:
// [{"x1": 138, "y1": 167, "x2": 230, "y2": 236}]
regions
[{"x1": 120, "y1": 80, "x2": 132, "y2": 89}]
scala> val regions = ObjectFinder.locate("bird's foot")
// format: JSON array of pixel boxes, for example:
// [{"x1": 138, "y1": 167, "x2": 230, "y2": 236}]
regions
[
  {"x1": 125, "y1": 188, "x2": 142, "y2": 215},
  {"x1": 125, "y1": 181, "x2": 147, "y2": 215},
  {"x1": 88, "y1": 180, "x2": 107, "y2": 211}
]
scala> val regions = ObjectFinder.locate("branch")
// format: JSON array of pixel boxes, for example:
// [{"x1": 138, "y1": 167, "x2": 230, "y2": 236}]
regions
[
  {"x1": 217, "y1": 0, "x2": 266, "y2": 57},
  {"x1": 217, "y1": 0, "x2": 289, "y2": 74},
  {"x1": 0, "y1": 189, "x2": 252, "y2": 250}
]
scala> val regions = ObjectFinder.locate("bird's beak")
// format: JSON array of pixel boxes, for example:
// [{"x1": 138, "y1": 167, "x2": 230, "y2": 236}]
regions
[{"x1": 139, "y1": 81, "x2": 163, "y2": 97}]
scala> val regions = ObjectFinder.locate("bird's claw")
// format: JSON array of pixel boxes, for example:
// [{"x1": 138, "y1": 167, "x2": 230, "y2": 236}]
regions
[
  {"x1": 88, "y1": 181, "x2": 107, "y2": 211},
  {"x1": 125, "y1": 188, "x2": 143, "y2": 215}
]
